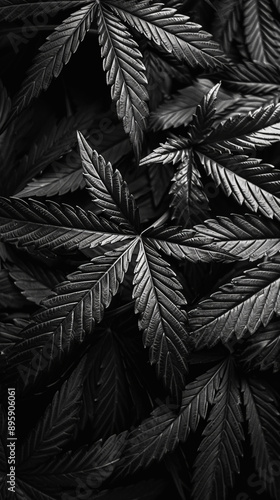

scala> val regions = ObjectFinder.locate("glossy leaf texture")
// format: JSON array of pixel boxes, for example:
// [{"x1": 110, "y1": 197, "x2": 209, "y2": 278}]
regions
[
  {"x1": 1, "y1": 0, "x2": 227, "y2": 158},
  {"x1": 189, "y1": 256, "x2": 280, "y2": 348},
  {"x1": 97, "y1": 3, "x2": 149, "y2": 160},
  {"x1": 213, "y1": 0, "x2": 280, "y2": 63},
  {"x1": 141, "y1": 83, "x2": 280, "y2": 223},
  {"x1": 2, "y1": 2, "x2": 280, "y2": 500}
]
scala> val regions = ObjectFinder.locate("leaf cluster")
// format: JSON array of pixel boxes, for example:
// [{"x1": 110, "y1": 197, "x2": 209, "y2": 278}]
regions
[{"x1": 0, "y1": 1, "x2": 280, "y2": 499}]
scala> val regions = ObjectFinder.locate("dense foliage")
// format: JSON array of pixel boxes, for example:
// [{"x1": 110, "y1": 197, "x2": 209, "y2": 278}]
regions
[{"x1": 0, "y1": 1, "x2": 280, "y2": 499}]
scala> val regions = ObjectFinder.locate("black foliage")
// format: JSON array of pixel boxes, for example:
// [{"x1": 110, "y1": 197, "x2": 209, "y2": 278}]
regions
[{"x1": 0, "y1": 1, "x2": 280, "y2": 499}]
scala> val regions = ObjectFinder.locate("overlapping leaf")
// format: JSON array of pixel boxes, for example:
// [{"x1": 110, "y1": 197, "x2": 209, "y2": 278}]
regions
[
  {"x1": 196, "y1": 152, "x2": 280, "y2": 221},
  {"x1": 143, "y1": 46, "x2": 187, "y2": 111},
  {"x1": 7, "y1": 241, "x2": 137, "y2": 387},
  {"x1": 0, "y1": 267, "x2": 27, "y2": 308},
  {"x1": 16, "y1": 357, "x2": 86, "y2": 472},
  {"x1": 108, "y1": 0, "x2": 226, "y2": 68},
  {"x1": 6, "y1": 259, "x2": 64, "y2": 305},
  {"x1": 243, "y1": 0, "x2": 280, "y2": 64},
  {"x1": 212, "y1": 0, "x2": 241, "y2": 54},
  {"x1": 203, "y1": 102, "x2": 280, "y2": 151},
  {"x1": 192, "y1": 359, "x2": 244, "y2": 500},
  {"x1": 12, "y1": 107, "x2": 98, "y2": 196},
  {"x1": 146, "y1": 213, "x2": 280, "y2": 261},
  {"x1": 168, "y1": 151, "x2": 211, "y2": 227},
  {"x1": 184, "y1": 213, "x2": 280, "y2": 260},
  {"x1": 149, "y1": 79, "x2": 224, "y2": 131},
  {"x1": 1, "y1": 134, "x2": 192, "y2": 394},
  {"x1": 81, "y1": 329, "x2": 133, "y2": 440},
  {"x1": 0, "y1": 320, "x2": 26, "y2": 356},
  {"x1": 238, "y1": 319, "x2": 280, "y2": 371},
  {"x1": 2, "y1": 0, "x2": 227, "y2": 158},
  {"x1": 97, "y1": 3, "x2": 149, "y2": 160},
  {"x1": 220, "y1": 60, "x2": 280, "y2": 96},
  {"x1": 28, "y1": 432, "x2": 127, "y2": 497},
  {"x1": 241, "y1": 377, "x2": 280, "y2": 499},
  {"x1": 149, "y1": 78, "x2": 271, "y2": 132},
  {"x1": 5, "y1": 354, "x2": 126, "y2": 498},
  {"x1": 16, "y1": 123, "x2": 131, "y2": 199},
  {"x1": 114, "y1": 359, "x2": 227, "y2": 476},
  {"x1": 189, "y1": 256, "x2": 280, "y2": 348},
  {"x1": 8, "y1": 4, "x2": 96, "y2": 124},
  {"x1": 213, "y1": 0, "x2": 280, "y2": 63},
  {"x1": 141, "y1": 83, "x2": 280, "y2": 222}
]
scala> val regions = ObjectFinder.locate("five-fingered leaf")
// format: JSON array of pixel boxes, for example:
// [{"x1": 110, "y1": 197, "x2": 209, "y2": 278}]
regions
[
  {"x1": 1, "y1": 133, "x2": 144, "y2": 387},
  {"x1": 2, "y1": 3, "x2": 280, "y2": 500},
  {"x1": 5, "y1": 133, "x2": 259, "y2": 396},
  {"x1": 142, "y1": 84, "x2": 280, "y2": 223}
]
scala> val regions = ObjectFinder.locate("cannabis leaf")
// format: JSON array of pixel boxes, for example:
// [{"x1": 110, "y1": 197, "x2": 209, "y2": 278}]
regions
[
  {"x1": 141, "y1": 83, "x2": 280, "y2": 224},
  {"x1": 241, "y1": 376, "x2": 280, "y2": 499},
  {"x1": 114, "y1": 358, "x2": 227, "y2": 476},
  {"x1": 192, "y1": 358, "x2": 244, "y2": 500},
  {"x1": 1, "y1": 354, "x2": 127, "y2": 499},
  {"x1": 189, "y1": 256, "x2": 280, "y2": 349},
  {"x1": 238, "y1": 319, "x2": 280, "y2": 372},
  {"x1": 16, "y1": 356, "x2": 86, "y2": 472},
  {"x1": 214, "y1": 0, "x2": 280, "y2": 63},
  {"x1": 2, "y1": 2, "x2": 280, "y2": 499},
  {"x1": 2, "y1": 0, "x2": 226, "y2": 157},
  {"x1": 8, "y1": 3, "x2": 97, "y2": 122},
  {"x1": 4, "y1": 133, "x2": 220, "y2": 399},
  {"x1": 150, "y1": 77, "x2": 274, "y2": 132},
  {"x1": 16, "y1": 121, "x2": 131, "y2": 199},
  {"x1": 97, "y1": 2, "x2": 149, "y2": 160}
]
